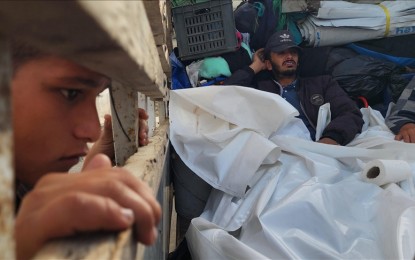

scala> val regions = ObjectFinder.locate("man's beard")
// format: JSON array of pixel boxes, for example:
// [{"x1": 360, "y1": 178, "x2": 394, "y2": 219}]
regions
[{"x1": 271, "y1": 62, "x2": 297, "y2": 77}]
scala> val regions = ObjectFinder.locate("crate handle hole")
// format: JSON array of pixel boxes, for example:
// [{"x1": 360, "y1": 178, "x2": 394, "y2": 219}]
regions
[{"x1": 194, "y1": 8, "x2": 211, "y2": 15}]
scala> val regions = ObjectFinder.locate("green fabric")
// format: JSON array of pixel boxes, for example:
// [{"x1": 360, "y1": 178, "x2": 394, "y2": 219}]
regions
[
  {"x1": 274, "y1": 0, "x2": 287, "y2": 31},
  {"x1": 241, "y1": 42, "x2": 253, "y2": 60},
  {"x1": 199, "y1": 57, "x2": 231, "y2": 79}
]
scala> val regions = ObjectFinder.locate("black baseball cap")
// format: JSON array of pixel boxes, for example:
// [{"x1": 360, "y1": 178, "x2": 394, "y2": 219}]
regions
[{"x1": 265, "y1": 30, "x2": 302, "y2": 54}]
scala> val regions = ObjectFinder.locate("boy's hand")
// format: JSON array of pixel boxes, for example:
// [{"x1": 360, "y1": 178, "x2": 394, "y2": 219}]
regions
[{"x1": 15, "y1": 154, "x2": 161, "y2": 260}]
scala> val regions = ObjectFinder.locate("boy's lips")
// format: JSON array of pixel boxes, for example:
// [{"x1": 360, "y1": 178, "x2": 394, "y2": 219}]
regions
[{"x1": 59, "y1": 152, "x2": 87, "y2": 167}]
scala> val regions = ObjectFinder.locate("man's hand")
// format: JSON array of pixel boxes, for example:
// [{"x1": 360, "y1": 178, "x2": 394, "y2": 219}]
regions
[
  {"x1": 249, "y1": 48, "x2": 267, "y2": 74},
  {"x1": 395, "y1": 123, "x2": 415, "y2": 143},
  {"x1": 84, "y1": 108, "x2": 149, "y2": 167},
  {"x1": 15, "y1": 154, "x2": 161, "y2": 260},
  {"x1": 317, "y1": 137, "x2": 339, "y2": 145}
]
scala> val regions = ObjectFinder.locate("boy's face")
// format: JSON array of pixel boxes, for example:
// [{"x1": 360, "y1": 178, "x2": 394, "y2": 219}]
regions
[{"x1": 12, "y1": 56, "x2": 109, "y2": 187}]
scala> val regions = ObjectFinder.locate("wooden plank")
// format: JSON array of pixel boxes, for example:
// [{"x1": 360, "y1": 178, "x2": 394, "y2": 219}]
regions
[
  {"x1": 144, "y1": 1, "x2": 169, "y2": 46},
  {"x1": 78, "y1": 1, "x2": 168, "y2": 97},
  {"x1": 143, "y1": 145, "x2": 172, "y2": 260},
  {"x1": 123, "y1": 121, "x2": 169, "y2": 203},
  {"x1": 147, "y1": 99, "x2": 157, "y2": 138},
  {"x1": 110, "y1": 81, "x2": 138, "y2": 166},
  {"x1": 159, "y1": 100, "x2": 168, "y2": 124},
  {"x1": 144, "y1": 0, "x2": 174, "y2": 53},
  {"x1": 0, "y1": 1, "x2": 167, "y2": 99},
  {"x1": 123, "y1": 122, "x2": 170, "y2": 260},
  {"x1": 158, "y1": 45, "x2": 172, "y2": 77},
  {"x1": 34, "y1": 230, "x2": 131, "y2": 260},
  {"x1": 144, "y1": 0, "x2": 172, "y2": 76},
  {"x1": 0, "y1": 37, "x2": 15, "y2": 260},
  {"x1": 165, "y1": 0, "x2": 174, "y2": 54}
]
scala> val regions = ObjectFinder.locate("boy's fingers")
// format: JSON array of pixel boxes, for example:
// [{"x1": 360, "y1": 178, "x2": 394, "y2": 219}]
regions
[
  {"x1": 83, "y1": 154, "x2": 112, "y2": 171},
  {"x1": 104, "y1": 114, "x2": 112, "y2": 128},
  {"x1": 138, "y1": 108, "x2": 149, "y2": 120}
]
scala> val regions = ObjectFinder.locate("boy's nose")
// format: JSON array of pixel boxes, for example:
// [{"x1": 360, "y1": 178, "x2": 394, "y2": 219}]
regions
[{"x1": 73, "y1": 105, "x2": 101, "y2": 142}]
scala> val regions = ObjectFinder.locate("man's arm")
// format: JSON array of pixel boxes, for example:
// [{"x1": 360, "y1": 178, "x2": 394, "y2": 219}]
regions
[
  {"x1": 385, "y1": 77, "x2": 415, "y2": 143},
  {"x1": 223, "y1": 48, "x2": 266, "y2": 87},
  {"x1": 15, "y1": 154, "x2": 161, "y2": 260},
  {"x1": 319, "y1": 76, "x2": 364, "y2": 145}
]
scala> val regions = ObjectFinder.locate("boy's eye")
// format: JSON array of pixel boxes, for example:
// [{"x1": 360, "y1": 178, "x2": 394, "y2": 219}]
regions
[{"x1": 60, "y1": 89, "x2": 81, "y2": 101}]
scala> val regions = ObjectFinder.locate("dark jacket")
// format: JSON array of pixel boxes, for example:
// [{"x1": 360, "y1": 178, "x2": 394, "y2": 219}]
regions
[{"x1": 224, "y1": 66, "x2": 364, "y2": 145}]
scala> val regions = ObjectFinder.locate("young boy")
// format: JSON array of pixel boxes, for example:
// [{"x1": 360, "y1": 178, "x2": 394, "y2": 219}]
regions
[{"x1": 12, "y1": 44, "x2": 161, "y2": 259}]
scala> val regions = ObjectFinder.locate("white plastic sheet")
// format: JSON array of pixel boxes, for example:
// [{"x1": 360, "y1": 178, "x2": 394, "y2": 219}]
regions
[
  {"x1": 169, "y1": 85, "x2": 415, "y2": 259},
  {"x1": 170, "y1": 85, "x2": 298, "y2": 197}
]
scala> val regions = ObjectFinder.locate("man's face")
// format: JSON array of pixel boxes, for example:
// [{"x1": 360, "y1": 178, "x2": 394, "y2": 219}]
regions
[
  {"x1": 12, "y1": 56, "x2": 109, "y2": 187},
  {"x1": 266, "y1": 48, "x2": 299, "y2": 78}
]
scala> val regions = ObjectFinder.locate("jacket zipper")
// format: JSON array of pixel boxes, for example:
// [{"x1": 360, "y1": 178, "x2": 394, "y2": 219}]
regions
[
  {"x1": 274, "y1": 79, "x2": 317, "y2": 130},
  {"x1": 299, "y1": 101, "x2": 316, "y2": 130}
]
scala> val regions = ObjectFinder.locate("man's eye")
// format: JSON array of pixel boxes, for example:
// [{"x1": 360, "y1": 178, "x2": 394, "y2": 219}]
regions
[{"x1": 60, "y1": 89, "x2": 81, "y2": 101}]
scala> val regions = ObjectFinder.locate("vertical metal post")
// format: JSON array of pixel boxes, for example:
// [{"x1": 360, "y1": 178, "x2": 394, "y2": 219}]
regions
[{"x1": 110, "y1": 81, "x2": 138, "y2": 166}]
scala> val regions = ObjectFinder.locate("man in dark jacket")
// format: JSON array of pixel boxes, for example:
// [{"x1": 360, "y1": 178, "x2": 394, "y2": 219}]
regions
[
  {"x1": 224, "y1": 30, "x2": 364, "y2": 145},
  {"x1": 385, "y1": 76, "x2": 415, "y2": 143}
]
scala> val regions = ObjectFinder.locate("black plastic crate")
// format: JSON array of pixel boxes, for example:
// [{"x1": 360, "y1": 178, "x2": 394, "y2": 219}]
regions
[{"x1": 172, "y1": 0, "x2": 237, "y2": 61}]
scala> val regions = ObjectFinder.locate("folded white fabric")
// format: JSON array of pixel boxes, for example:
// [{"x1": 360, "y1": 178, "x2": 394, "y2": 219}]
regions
[
  {"x1": 298, "y1": 1, "x2": 415, "y2": 46},
  {"x1": 169, "y1": 85, "x2": 298, "y2": 197}
]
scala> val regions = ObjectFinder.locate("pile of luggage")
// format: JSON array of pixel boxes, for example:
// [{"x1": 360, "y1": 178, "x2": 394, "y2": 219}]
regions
[{"x1": 171, "y1": 0, "x2": 415, "y2": 115}]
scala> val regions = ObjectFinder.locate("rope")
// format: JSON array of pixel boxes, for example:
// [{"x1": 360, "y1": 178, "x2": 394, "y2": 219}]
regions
[{"x1": 378, "y1": 3, "x2": 391, "y2": 37}]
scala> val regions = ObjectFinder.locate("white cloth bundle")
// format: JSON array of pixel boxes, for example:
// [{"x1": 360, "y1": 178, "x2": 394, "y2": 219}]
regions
[
  {"x1": 298, "y1": 1, "x2": 415, "y2": 46},
  {"x1": 170, "y1": 85, "x2": 415, "y2": 259},
  {"x1": 169, "y1": 85, "x2": 298, "y2": 197}
]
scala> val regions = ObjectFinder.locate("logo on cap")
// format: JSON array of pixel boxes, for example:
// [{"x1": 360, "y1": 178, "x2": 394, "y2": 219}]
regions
[{"x1": 280, "y1": 33, "x2": 292, "y2": 42}]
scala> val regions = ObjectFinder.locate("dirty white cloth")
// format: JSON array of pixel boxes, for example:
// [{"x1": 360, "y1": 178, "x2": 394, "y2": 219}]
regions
[{"x1": 169, "y1": 85, "x2": 415, "y2": 259}]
